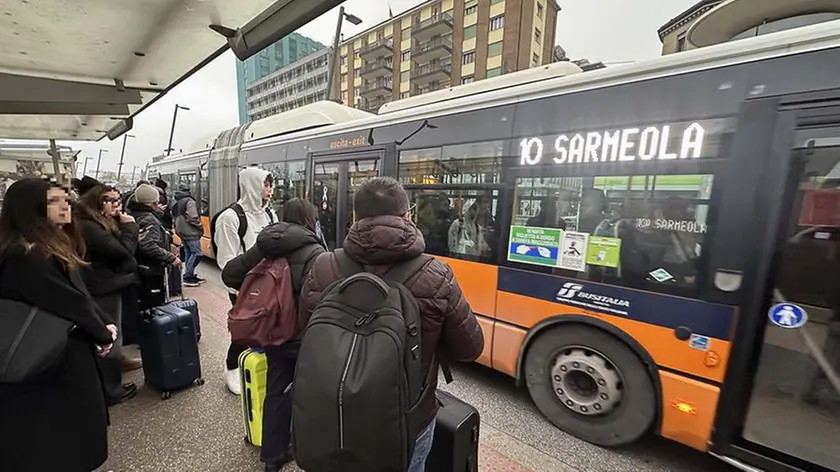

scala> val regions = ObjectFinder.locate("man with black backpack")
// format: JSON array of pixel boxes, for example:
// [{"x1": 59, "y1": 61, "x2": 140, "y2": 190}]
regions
[
  {"x1": 212, "y1": 167, "x2": 277, "y2": 395},
  {"x1": 295, "y1": 177, "x2": 484, "y2": 472}
]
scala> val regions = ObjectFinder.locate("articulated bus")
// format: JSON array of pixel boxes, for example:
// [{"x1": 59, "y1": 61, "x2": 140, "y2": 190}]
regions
[{"x1": 148, "y1": 21, "x2": 840, "y2": 472}]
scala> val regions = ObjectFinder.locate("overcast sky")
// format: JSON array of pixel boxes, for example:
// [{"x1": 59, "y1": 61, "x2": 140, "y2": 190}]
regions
[{"x1": 23, "y1": 0, "x2": 697, "y2": 176}]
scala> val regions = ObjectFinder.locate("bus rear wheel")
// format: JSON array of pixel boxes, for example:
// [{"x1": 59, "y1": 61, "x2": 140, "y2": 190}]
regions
[{"x1": 524, "y1": 325, "x2": 656, "y2": 447}]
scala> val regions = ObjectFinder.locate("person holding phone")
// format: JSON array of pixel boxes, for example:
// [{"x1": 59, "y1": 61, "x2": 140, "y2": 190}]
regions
[
  {"x1": 75, "y1": 178, "x2": 142, "y2": 405},
  {"x1": 0, "y1": 178, "x2": 116, "y2": 472}
]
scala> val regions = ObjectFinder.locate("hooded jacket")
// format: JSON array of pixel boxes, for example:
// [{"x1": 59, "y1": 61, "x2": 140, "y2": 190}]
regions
[
  {"x1": 299, "y1": 215, "x2": 484, "y2": 429},
  {"x1": 214, "y1": 167, "x2": 277, "y2": 272},
  {"x1": 173, "y1": 185, "x2": 204, "y2": 241}
]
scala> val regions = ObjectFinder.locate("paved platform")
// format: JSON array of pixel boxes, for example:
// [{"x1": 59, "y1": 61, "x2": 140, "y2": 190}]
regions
[{"x1": 100, "y1": 264, "x2": 736, "y2": 472}]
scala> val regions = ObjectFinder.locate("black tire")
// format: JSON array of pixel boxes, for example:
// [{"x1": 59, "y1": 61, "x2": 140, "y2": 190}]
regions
[
  {"x1": 524, "y1": 324, "x2": 656, "y2": 446},
  {"x1": 161, "y1": 391, "x2": 171, "y2": 400}
]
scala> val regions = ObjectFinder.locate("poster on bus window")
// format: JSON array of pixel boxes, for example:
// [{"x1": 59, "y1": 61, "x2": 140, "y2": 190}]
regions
[
  {"x1": 508, "y1": 225, "x2": 563, "y2": 267},
  {"x1": 558, "y1": 231, "x2": 589, "y2": 272},
  {"x1": 799, "y1": 189, "x2": 840, "y2": 227},
  {"x1": 586, "y1": 236, "x2": 622, "y2": 268}
]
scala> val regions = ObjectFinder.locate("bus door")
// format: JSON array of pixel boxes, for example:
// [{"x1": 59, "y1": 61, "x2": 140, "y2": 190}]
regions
[
  {"x1": 715, "y1": 115, "x2": 840, "y2": 472},
  {"x1": 307, "y1": 144, "x2": 396, "y2": 250}
]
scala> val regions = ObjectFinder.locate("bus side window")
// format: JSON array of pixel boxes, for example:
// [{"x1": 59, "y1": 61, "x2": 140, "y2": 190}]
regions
[{"x1": 510, "y1": 174, "x2": 715, "y2": 298}]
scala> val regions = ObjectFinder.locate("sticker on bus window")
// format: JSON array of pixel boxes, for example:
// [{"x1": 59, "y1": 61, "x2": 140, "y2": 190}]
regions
[
  {"x1": 558, "y1": 231, "x2": 589, "y2": 271},
  {"x1": 586, "y1": 236, "x2": 621, "y2": 268},
  {"x1": 648, "y1": 268, "x2": 674, "y2": 283},
  {"x1": 508, "y1": 225, "x2": 562, "y2": 267},
  {"x1": 768, "y1": 303, "x2": 808, "y2": 329}
]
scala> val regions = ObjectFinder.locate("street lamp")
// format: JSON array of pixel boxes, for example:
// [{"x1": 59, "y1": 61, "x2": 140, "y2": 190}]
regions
[
  {"x1": 82, "y1": 156, "x2": 93, "y2": 176},
  {"x1": 117, "y1": 134, "x2": 136, "y2": 181},
  {"x1": 327, "y1": 7, "x2": 363, "y2": 102},
  {"x1": 95, "y1": 149, "x2": 108, "y2": 180},
  {"x1": 166, "y1": 104, "x2": 190, "y2": 156}
]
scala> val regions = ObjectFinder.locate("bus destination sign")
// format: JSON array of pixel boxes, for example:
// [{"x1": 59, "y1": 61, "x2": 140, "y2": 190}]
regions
[{"x1": 519, "y1": 120, "x2": 723, "y2": 166}]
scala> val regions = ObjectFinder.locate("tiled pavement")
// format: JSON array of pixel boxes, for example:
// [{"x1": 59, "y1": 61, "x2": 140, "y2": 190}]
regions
[{"x1": 101, "y1": 264, "x2": 736, "y2": 472}]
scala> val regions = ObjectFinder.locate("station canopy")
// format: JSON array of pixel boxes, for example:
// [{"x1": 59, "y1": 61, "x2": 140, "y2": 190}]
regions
[{"x1": 0, "y1": 0, "x2": 345, "y2": 141}]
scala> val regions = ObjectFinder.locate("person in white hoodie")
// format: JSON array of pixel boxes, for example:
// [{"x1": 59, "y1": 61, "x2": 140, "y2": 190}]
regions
[{"x1": 214, "y1": 166, "x2": 277, "y2": 395}]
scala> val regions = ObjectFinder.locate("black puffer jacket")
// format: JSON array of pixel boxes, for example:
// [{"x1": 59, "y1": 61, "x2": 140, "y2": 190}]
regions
[
  {"x1": 76, "y1": 214, "x2": 139, "y2": 296},
  {"x1": 127, "y1": 200, "x2": 176, "y2": 268},
  {"x1": 299, "y1": 215, "x2": 484, "y2": 429},
  {"x1": 222, "y1": 221, "x2": 325, "y2": 295}
]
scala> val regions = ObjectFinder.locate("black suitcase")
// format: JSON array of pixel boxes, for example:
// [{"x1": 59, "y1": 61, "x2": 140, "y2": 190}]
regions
[
  {"x1": 139, "y1": 303, "x2": 204, "y2": 399},
  {"x1": 425, "y1": 390, "x2": 480, "y2": 472},
  {"x1": 167, "y1": 298, "x2": 201, "y2": 343},
  {"x1": 168, "y1": 264, "x2": 183, "y2": 298},
  {"x1": 137, "y1": 265, "x2": 166, "y2": 311}
]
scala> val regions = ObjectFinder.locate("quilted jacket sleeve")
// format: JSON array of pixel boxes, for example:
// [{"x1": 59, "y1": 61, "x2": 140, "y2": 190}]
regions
[{"x1": 426, "y1": 259, "x2": 484, "y2": 362}]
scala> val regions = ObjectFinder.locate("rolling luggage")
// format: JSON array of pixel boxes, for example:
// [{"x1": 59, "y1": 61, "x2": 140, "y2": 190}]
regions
[
  {"x1": 168, "y1": 264, "x2": 183, "y2": 298},
  {"x1": 137, "y1": 265, "x2": 166, "y2": 311},
  {"x1": 425, "y1": 390, "x2": 480, "y2": 472},
  {"x1": 239, "y1": 349, "x2": 268, "y2": 446},
  {"x1": 138, "y1": 269, "x2": 203, "y2": 399},
  {"x1": 167, "y1": 298, "x2": 201, "y2": 343}
]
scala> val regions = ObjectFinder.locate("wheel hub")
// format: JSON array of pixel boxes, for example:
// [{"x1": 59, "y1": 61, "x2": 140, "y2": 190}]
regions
[{"x1": 550, "y1": 348, "x2": 622, "y2": 416}]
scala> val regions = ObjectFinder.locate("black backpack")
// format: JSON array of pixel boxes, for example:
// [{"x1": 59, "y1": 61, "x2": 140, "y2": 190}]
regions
[
  {"x1": 292, "y1": 249, "x2": 435, "y2": 472},
  {"x1": 210, "y1": 203, "x2": 275, "y2": 257}
]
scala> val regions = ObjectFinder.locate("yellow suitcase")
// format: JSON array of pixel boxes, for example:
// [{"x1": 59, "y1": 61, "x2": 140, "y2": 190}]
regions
[{"x1": 239, "y1": 349, "x2": 268, "y2": 447}]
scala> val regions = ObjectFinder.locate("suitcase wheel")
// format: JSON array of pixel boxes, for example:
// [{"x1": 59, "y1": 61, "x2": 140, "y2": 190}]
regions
[
  {"x1": 161, "y1": 391, "x2": 172, "y2": 400},
  {"x1": 195, "y1": 378, "x2": 205, "y2": 386}
]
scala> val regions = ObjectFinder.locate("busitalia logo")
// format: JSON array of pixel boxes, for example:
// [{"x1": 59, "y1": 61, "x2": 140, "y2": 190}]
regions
[
  {"x1": 555, "y1": 282, "x2": 631, "y2": 316},
  {"x1": 557, "y1": 283, "x2": 583, "y2": 298}
]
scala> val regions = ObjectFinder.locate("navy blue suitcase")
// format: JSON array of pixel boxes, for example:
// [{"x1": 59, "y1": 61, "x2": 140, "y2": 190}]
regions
[
  {"x1": 139, "y1": 304, "x2": 204, "y2": 399},
  {"x1": 166, "y1": 298, "x2": 201, "y2": 343}
]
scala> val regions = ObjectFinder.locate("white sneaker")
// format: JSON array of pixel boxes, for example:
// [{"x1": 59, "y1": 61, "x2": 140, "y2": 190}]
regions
[{"x1": 225, "y1": 368, "x2": 241, "y2": 395}]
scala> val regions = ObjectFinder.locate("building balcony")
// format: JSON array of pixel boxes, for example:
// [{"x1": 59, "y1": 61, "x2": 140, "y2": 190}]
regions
[
  {"x1": 411, "y1": 62, "x2": 451, "y2": 86},
  {"x1": 412, "y1": 13, "x2": 454, "y2": 42},
  {"x1": 360, "y1": 61, "x2": 394, "y2": 81},
  {"x1": 359, "y1": 80, "x2": 393, "y2": 98},
  {"x1": 359, "y1": 38, "x2": 394, "y2": 60},
  {"x1": 412, "y1": 37, "x2": 453, "y2": 64}
]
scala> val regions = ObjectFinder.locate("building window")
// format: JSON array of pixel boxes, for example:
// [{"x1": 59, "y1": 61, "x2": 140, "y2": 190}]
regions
[
  {"x1": 465, "y1": 1, "x2": 477, "y2": 15},
  {"x1": 354, "y1": 67, "x2": 360, "y2": 76},
  {"x1": 401, "y1": 71, "x2": 410, "y2": 82},
  {"x1": 355, "y1": 86, "x2": 362, "y2": 96},
  {"x1": 340, "y1": 73, "x2": 348, "y2": 83},
  {"x1": 676, "y1": 32, "x2": 687, "y2": 52},
  {"x1": 462, "y1": 76, "x2": 474, "y2": 84},
  {"x1": 402, "y1": 26, "x2": 411, "y2": 38},
  {"x1": 401, "y1": 49, "x2": 411, "y2": 62},
  {"x1": 464, "y1": 25, "x2": 477, "y2": 40},
  {"x1": 535, "y1": 28, "x2": 541, "y2": 44},
  {"x1": 537, "y1": 2, "x2": 544, "y2": 18},
  {"x1": 462, "y1": 50, "x2": 476, "y2": 64},
  {"x1": 491, "y1": 0, "x2": 504, "y2": 4},
  {"x1": 341, "y1": 90, "x2": 348, "y2": 102},
  {"x1": 400, "y1": 92, "x2": 411, "y2": 99},
  {"x1": 341, "y1": 55, "x2": 348, "y2": 65},
  {"x1": 487, "y1": 67, "x2": 502, "y2": 78},
  {"x1": 487, "y1": 41, "x2": 502, "y2": 57},
  {"x1": 532, "y1": 52, "x2": 540, "y2": 66},
  {"x1": 490, "y1": 15, "x2": 505, "y2": 31}
]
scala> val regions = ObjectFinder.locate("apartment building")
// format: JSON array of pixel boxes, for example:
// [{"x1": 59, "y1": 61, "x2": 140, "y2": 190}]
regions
[
  {"x1": 245, "y1": 47, "x2": 332, "y2": 122},
  {"x1": 333, "y1": 0, "x2": 559, "y2": 113},
  {"x1": 235, "y1": 32, "x2": 325, "y2": 123}
]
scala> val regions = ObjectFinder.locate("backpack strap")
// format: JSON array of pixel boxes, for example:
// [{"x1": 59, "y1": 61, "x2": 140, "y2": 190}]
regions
[
  {"x1": 382, "y1": 254, "x2": 434, "y2": 286},
  {"x1": 333, "y1": 248, "x2": 364, "y2": 278},
  {"x1": 265, "y1": 207, "x2": 276, "y2": 224},
  {"x1": 230, "y1": 203, "x2": 248, "y2": 252}
]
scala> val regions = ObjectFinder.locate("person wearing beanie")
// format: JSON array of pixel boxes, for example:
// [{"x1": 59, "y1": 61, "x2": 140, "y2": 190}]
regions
[{"x1": 127, "y1": 184, "x2": 182, "y2": 274}]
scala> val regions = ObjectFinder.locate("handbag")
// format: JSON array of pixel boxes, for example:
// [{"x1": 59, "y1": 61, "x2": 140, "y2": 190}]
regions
[{"x1": 0, "y1": 257, "x2": 77, "y2": 383}]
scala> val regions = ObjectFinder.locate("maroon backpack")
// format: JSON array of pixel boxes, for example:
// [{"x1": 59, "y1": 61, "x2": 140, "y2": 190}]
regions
[{"x1": 228, "y1": 258, "x2": 297, "y2": 347}]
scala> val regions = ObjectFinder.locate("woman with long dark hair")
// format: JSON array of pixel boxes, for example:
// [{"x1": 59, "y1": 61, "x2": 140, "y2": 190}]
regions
[
  {"x1": 0, "y1": 178, "x2": 116, "y2": 472},
  {"x1": 76, "y1": 181, "x2": 141, "y2": 405},
  {"x1": 222, "y1": 198, "x2": 326, "y2": 472}
]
